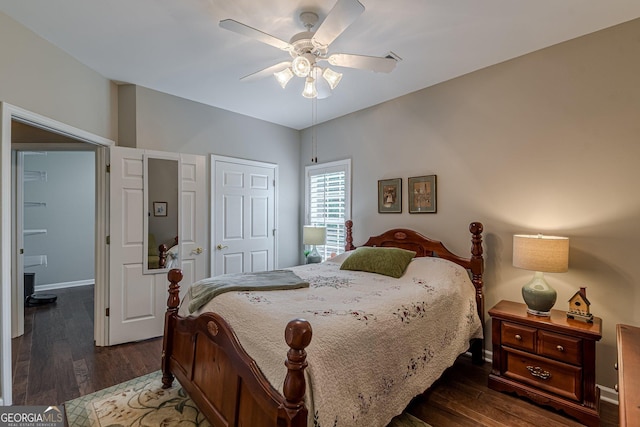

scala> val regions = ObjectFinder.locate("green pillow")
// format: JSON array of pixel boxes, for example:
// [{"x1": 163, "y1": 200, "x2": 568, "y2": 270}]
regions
[{"x1": 340, "y1": 247, "x2": 416, "y2": 278}]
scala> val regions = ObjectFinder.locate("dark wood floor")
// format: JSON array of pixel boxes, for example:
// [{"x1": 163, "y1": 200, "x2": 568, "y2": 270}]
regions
[
  {"x1": 406, "y1": 355, "x2": 618, "y2": 427},
  {"x1": 11, "y1": 285, "x2": 161, "y2": 406},
  {"x1": 12, "y1": 285, "x2": 618, "y2": 426}
]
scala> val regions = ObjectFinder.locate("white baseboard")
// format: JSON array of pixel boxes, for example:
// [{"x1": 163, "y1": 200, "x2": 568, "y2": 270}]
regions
[
  {"x1": 481, "y1": 349, "x2": 619, "y2": 405},
  {"x1": 599, "y1": 385, "x2": 618, "y2": 405},
  {"x1": 34, "y1": 279, "x2": 93, "y2": 292}
]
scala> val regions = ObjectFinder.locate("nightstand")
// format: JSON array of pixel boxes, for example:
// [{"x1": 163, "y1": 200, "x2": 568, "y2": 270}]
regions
[{"x1": 488, "y1": 300, "x2": 602, "y2": 427}]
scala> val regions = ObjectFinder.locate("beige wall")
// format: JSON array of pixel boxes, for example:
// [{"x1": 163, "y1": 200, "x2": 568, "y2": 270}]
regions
[
  {"x1": 0, "y1": 13, "x2": 116, "y2": 140},
  {"x1": 301, "y1": 18, "x2": 640, "y2": 391}
]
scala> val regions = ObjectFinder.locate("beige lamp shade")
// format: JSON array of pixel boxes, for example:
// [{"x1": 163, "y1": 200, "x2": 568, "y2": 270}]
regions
[
  {"x1": 513, "y1": 234, "x2": 569, "y2": 273},
  {"x1": 303, "y1": 226, "x2": 326, "y2": 246}
]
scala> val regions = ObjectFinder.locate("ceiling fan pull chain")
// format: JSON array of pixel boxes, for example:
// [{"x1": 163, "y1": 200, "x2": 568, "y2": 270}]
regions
[{"x1": 311, "y1": 96, "x2": 318, "y2": 163}]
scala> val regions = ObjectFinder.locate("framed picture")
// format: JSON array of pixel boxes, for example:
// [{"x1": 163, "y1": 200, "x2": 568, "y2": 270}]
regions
[
  {"x1": 153, "y1": 201, "x2": 168, "y2": 217},
  {"x1": 408, "y1": 175, "x2": 437, "y2": 213},
  {"x1": 378, "y1": 178, "x2": 402, "y2": 213}
]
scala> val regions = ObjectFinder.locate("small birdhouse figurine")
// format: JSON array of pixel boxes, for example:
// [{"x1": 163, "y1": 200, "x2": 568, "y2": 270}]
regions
[{"x1": 567, "y1": 287, "x2": 594, "y2": 323}]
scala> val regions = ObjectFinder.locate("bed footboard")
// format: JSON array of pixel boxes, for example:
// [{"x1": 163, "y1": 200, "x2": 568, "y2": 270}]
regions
[{"x1": 162, "y1": 269, "x2": 311, "y2": 427}]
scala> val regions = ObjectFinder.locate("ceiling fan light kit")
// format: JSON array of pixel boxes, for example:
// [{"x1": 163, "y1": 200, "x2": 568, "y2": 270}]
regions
[
  {"x1": 220, "y1": 0, "x2": 397, "y2": 99},
  {"x1": 322, "y1": 67, "x2": 342, "y2": 90},
  {"x1": 274, "y1": 67, "x2": 294, "y2": 88},
  {"x1": 292, "y1": 54, "x2": 313, "y2": 77},
  {"x1": 303, "y1": 77, "x2": 319, "y2": 99}
]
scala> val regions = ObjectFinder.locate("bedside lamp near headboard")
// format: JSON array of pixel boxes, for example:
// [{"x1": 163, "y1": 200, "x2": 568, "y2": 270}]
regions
[
  {"x1": 513, "y1": 233, "x2": 569, "y2": 316},
  {"x1": 304, "y1": 225, "x2": 326, "y2": 264}
]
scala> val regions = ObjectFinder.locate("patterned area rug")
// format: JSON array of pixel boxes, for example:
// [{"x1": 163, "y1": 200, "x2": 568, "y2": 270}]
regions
[{"x1": 64, "y1": 370, "x2": 430, "y2": 427}]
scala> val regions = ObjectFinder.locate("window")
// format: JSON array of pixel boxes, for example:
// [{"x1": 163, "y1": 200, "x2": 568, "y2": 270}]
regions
[{"x1": 305, "y1": 159, "x2": 351, "y2": 260}]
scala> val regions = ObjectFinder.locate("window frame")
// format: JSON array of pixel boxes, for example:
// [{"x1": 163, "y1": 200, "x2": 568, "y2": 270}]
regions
[{"x1": 304, "y1": 159, "x2": 352, "y2": 259}]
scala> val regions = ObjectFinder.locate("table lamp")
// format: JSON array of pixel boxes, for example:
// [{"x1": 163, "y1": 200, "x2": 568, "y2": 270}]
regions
[
  {"x1": 303, "y1": 225, "x2": 326, "y2": 264},
  {"x1": 513, "y1": 234, "x2": 569, "y2": 316}
]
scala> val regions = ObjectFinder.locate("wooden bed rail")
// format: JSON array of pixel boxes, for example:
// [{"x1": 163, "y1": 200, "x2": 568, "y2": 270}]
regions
[{"x1": 161, "y1": 268, "x2": 312, "y2": 427}]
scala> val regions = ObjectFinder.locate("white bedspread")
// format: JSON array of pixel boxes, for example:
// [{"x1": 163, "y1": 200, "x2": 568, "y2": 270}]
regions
[{"x1": 180, "y1": 256, "x2": 483, "y2": 427}]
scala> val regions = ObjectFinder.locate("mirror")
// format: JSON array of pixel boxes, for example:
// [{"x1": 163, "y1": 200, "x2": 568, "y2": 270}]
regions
[{"x1": 144, "y1": 155, "x2": 179, "y2": 273}]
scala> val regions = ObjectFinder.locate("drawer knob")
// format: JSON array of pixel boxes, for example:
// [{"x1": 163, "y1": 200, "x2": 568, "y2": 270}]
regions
[
  {"x1": 526, "y1": 365, "x2": 551, "y2": 380},
  {"x1": 556, "y1": 345, "x2": 564, "y2": 352},
  {"x1": 614, "y1": 362, "x2": 618, "y2": 370},
  {"x1": 514, "y1": 334, "x2": 522, "y2": 341},
  {"x1": 615, "y1": 384, "x2": 619, "y2": 392}
]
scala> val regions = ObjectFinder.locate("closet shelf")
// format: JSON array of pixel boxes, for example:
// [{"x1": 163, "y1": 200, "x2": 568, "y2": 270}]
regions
[
  {"x1": 24, "y1": 170, "x2": 48, "y2": 182},
  {"x1": 24, "y1": 229, "x2": 47, "y2": 236},
  {"x1": 24, "y1": 255, "x2": 47, "y2": 268},
  {"x1": 24, "y1": 201, "x2": 46, "y2": 208}
]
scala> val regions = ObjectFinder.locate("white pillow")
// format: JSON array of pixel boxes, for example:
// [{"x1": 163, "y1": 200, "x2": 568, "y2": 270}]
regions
[{"x1": 323, "y1": 250, "x2": 354, "y2": 264}]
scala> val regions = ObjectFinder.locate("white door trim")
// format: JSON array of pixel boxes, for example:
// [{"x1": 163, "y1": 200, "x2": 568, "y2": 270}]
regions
[
  {"x1": 210, "y1": 155, "x2": 279, "y2": 274},
  {"x1": 0, "y1": 102, "x2": 113, "y2": 405}
]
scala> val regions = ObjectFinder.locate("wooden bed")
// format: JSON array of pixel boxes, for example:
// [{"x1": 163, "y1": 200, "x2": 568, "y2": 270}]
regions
[{"x1": 161, "y1": 220, "x2": 484, "y2": 427}]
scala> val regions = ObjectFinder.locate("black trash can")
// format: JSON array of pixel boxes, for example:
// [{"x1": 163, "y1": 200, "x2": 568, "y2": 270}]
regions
[
  {"x1": 24, "y1": 272, "x2": 35, "y2": 302},
  {"x1": 24, "y1": 272, "x2": 57, "y2": 306}
]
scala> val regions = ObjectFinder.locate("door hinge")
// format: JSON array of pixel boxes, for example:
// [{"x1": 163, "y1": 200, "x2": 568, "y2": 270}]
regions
[
  {"x1": 273, "y1": 229, "x2": 276, "y2": 236},
  {"x1": 20, "y1": 248, "x2": 24, "y2": 254},
  {"x1": 106, "y1": 308, "x2": 110, "y2": 317},
  {"x1": 106, "y1": 235, "x2": 110, "y2": 245},
  {"x1": 106, "y1": 164, "x2": 110, "y2": 173},
  {"x1": 273, "y1": 179, "x2": 276, "y2": 187}
]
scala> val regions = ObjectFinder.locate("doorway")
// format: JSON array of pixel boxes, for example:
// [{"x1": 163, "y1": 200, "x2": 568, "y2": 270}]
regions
[
  {"x1": 1, "y1": 102, "x2": 113, "y2": 406},
  {"x1": 12, "y1": 126, "x2": 96, "y2": 404}
]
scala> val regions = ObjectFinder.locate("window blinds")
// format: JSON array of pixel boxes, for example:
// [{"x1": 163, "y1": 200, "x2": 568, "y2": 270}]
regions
[{"x1": 305, "y1": 159, "x2": 351, "y2": 260}]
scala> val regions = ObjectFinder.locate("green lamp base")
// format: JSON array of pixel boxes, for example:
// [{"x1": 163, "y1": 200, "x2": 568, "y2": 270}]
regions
[
  {"x1": 522, "y1": 271, "x2": 557, "y2": 317},
  {"x1": 306, "y1": 246, "x2": 322, "y2": 264}
]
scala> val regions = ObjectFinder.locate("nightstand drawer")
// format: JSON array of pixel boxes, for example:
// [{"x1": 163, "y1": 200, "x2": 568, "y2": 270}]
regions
[
  {"x1": 504, "y1": 348, "x2": 582, "y2": 402},
  {"x1": 539, "y1": 330, "x2": 582, "y2": 365},
  {"x1": 502, "y1": 321, "x2": 536, "y2": 352}
]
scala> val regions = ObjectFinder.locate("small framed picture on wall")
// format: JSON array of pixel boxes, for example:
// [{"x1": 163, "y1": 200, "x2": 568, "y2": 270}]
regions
[
  {"x1": 153, "y1": 201, "x2": 168, "y2": 217},
  {"x1": 378, "y1": 178, "x2": 402, "y2": 213},
  {"x1": 408, "y1": 175, "x2": 437, "y2": 213}
]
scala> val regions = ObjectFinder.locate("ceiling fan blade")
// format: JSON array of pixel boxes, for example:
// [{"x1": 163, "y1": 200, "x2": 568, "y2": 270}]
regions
[
  {"x1": 312, "y1": 0, "x2": 365, "y2": 50},
  {"x1": 220, "y1": 19, "x2": 292, "y2": 52},
  {"x1": 327, "y1": 53, "x2": 397, "y2": 73},
  {"x1": 240, "y1": 61, "x2": 292, "y2": 82}
]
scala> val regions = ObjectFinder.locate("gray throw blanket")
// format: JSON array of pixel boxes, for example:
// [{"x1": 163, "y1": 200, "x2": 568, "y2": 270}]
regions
[{"x1": 187, "y1": 269, "x2": 309, "y2": 313}]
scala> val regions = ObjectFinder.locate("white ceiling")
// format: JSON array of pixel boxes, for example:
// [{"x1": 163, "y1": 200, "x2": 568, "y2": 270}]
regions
[{"x1": 1, "y1": 0, "x2": 640, "y2": 130}]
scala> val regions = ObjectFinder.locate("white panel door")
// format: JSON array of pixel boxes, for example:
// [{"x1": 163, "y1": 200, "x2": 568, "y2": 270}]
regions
[
  {"x1": 212, "y1": 156, "x2": 276, "y2": 275},
  {"x1": 177, "y1": 153, "x2": 208, "y2": 291},
  {"x1": 109, "y1": 148, "x2": 208, "y2": 345},
  {"x1": 108, "y1": 146, "x2": 161, "y2": 345}
]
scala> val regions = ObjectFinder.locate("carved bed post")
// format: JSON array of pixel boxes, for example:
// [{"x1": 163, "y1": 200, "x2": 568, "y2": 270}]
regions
[
  {"x1": 469, "y1": 222, "x2": 485, "y2": 364},
  {"x1": 162, "y1": 268, "x2": 183, "y2": 389},
  {"x1": 345, "y1": 219, "x2": 354, "y2": 251},
  {"x1": 158, "y1": 243, "x2": 169, "y2": 269},
  {"x1": 279, "y1": 319, "x2": 312, "y2": 427}
]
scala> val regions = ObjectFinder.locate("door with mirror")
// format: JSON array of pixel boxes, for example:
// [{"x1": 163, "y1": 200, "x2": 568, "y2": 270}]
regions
[{"x1": 108, "y1": 147, "x2": 207, "y2": 345}]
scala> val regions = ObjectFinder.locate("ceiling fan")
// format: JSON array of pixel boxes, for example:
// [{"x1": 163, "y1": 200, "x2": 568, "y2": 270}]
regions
[{"x1": 219, "y1": 0, "x2": 398, "y2": 99}]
